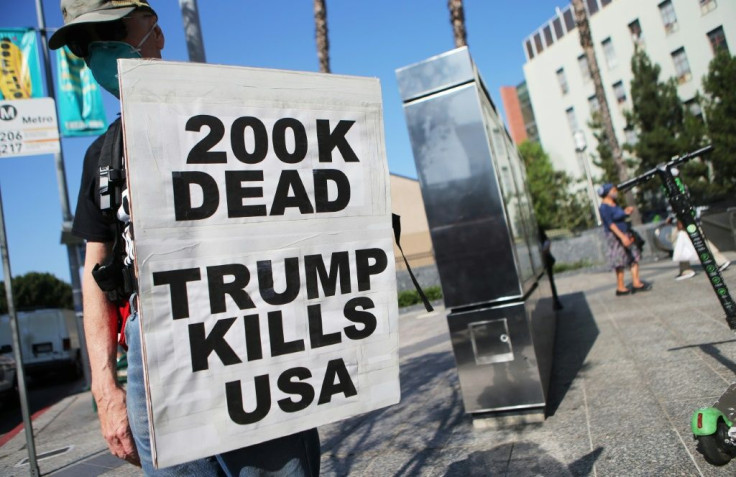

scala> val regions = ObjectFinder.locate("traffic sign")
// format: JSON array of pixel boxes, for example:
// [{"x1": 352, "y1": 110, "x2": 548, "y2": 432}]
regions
[{"x1": 0, "y1": 98, "x2": 60, "y2": 158}]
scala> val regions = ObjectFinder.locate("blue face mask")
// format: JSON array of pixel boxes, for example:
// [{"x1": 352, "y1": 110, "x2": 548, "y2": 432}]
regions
[{"x1": 86, "y1": 22, "x2": 157, "y2": 98}]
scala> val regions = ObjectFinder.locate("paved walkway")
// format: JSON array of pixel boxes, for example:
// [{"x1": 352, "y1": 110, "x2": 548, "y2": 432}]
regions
[{"x1": 1, "y1": 255, "x2": 735, "y2": 476}]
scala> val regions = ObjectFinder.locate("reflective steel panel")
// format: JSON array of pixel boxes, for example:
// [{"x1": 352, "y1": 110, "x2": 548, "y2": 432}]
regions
[{"x1": 397, "y1": 47, "x2": 555, "y2": 415}]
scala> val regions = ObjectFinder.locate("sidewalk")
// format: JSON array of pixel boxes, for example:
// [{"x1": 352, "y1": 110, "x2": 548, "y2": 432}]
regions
[{"x1": 1, "y1": 255, "x2": 735, "y2": 476}]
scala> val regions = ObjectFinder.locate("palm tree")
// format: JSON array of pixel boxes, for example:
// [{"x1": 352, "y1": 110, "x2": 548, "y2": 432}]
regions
[
  {"x1": 448, "y1": 0, "x2": 467, "y2": 48},
  {"x1": 570, "y1": 0, "x2": 640, "y2": 223},
  {"x1": 314, "y1": 0, "x2": 330, "y2": 73},
  {"x1": 178, "y1": 0, "x2": 206, "y2": 63}
]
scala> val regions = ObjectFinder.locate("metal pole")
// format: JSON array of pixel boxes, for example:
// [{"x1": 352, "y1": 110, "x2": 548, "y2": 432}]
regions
[
  {"x1": 178, "y1": 0, "x2": 207, "y2": 63},
  {"x1": 35, "y1": 0, "x2": 91, "y2": 388},
  {"x1": 34, "y1": 0, "x2": 71, "y2": 221},
  {"x1": 0, "y1": 186, "x2": 40, "y2": 477}
]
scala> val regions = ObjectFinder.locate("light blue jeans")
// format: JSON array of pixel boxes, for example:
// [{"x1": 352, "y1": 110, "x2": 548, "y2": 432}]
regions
[{"x1": 125, "y1": 312, "x2": 320, "y2": 476}]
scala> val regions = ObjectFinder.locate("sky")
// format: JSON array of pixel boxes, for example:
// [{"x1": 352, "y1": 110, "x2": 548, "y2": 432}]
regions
[{"x1": 0, "y1": 0, "x2": 564, "y2": 284}]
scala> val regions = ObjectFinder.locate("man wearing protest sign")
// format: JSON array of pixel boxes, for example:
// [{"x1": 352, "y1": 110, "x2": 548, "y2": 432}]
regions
[{"x1": 49, "y1": 1, "x2": 320, "y2": 474}]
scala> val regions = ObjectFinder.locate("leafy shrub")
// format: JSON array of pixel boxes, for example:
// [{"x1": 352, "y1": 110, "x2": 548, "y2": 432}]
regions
[
  {"x1": 398, "y1": 290, "x2": 419, "y2": 307},
  {"x1": 425, "y1": 286, "x2": 443, "y2": 301},
  {"x1": 553, "y1": 260, "x2": 592, "y2": 274},
  {"x1": 397, "y1": 286, "x2": 443, "y2": 308}
]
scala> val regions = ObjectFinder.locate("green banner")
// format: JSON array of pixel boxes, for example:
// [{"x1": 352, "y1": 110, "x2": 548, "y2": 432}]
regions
[
  {"x1": 55, "y1": 46, "x2": 106, "y2": 137},
  {"x1": 0, "y1": 28, "x2": 44, "y2": 100}
]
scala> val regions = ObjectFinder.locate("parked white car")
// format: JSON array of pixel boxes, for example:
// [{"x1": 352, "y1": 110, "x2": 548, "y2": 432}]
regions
[{"x1": 0, "y1": 309, "x2": 82, "y2": 379}]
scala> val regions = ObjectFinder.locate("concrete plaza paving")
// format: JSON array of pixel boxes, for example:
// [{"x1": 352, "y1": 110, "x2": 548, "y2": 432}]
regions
[{"x1": 1, "y1": 254, "x2": 736, "y2": 476}]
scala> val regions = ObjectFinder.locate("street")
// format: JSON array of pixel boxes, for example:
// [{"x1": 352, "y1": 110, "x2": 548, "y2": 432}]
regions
[{"x1": 0, "y1": 372, "x2": 86, "y2": 443}]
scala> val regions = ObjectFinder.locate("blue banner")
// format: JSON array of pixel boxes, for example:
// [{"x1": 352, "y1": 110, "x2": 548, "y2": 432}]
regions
[
  {"x1": 0, "y1": 28, "x2": 44, "y2": 100},
  {"x1": 55, "y1": 46, "x2": 106, "y2": 137}
]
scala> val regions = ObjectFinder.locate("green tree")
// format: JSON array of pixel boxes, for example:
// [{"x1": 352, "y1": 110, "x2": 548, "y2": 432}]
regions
[
  {"x1": 518, "y1": 141, "x2": 594, "y2": 231},
  {"x1": 626, "y1": 48, "x2": 720, "y2": 209},
  {"x1": 677, "y1": 106, "x2": 711, "y2": 203},
  {"x1": 701, "y1": 50, "x2": 736, "y2": 197},
  {"x1": 588, "y1": 112, "x2": 620, "y2": 185},
  {"x1": 0, "y1": 272, "x2": 73, "y2": 314},
  {"x1": 625, "y1": 49, "x2": 682, "y2": 179}
]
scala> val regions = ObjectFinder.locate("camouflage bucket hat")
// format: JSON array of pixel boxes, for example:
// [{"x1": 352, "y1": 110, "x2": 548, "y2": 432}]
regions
[{"x1": 49, "y1": 0, "x2": 154, "y2": 50}]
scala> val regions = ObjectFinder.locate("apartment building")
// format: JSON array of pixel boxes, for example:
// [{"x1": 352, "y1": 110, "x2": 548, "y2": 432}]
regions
[
  {"x1": 501, "y1": 81, "x2": 540, "y2": 145},
  {"x1": 520, "y1": 0, "x2": 735, "y2": 182}
]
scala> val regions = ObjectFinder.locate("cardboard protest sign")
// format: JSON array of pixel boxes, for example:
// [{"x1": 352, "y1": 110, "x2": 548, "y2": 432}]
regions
[{"x1": 118, "y1": 59, "x2": 400, "y2": 468}]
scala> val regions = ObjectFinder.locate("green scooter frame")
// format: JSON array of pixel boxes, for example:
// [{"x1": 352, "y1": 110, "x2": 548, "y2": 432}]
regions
[
  {"x1": 691, "y1": 386, "x2": 736, "y2": 466},
  {"x1": 618, "y1": 146, "x2": 736, "y2": 466}
]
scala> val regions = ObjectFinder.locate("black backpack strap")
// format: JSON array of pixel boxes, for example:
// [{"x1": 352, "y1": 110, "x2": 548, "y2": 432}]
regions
[
  {"x1": 98, "y1": 118, "x2": 125, "y2": 215},
  {"x1": 91, "y1": 118, "x2": 135, "y2": 307},
  {"x1": 392, "y1": 213, "x2": 434, "y2": 312}
]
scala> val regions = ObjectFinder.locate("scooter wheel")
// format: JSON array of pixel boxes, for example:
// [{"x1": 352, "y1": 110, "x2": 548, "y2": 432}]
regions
[{"x1": 697, "y1": 420, "x2": 734, "y2": 466}]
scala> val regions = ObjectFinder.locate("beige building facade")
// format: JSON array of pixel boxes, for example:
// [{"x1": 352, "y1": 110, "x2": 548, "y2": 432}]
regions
[{"x1": 389, "y1": 174, "x2": 435, "y2": 270}]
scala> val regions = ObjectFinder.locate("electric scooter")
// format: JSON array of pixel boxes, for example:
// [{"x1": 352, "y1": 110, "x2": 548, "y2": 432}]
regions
[{"x1": 617, "y1": 145, "x2": 736, "y2": 466}]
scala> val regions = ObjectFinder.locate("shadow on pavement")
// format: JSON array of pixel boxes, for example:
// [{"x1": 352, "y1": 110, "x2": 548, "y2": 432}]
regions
[
  {"x1": 669, "y1": 339, "x2": 736, "y2": 374},
  {"x1": 0, "y1": 374, "x2": 86, "y2": 435},
  {"x1": 546, "y1": 292, "x2": 598, "y2": 417},
  {"x1": 444, "y1": 442, "x2": 604, "y2": 476},
  {"x1": 321, "y1": 350, "x2": 464, "y2": 476},
  {"x1": 321, "y1": 292, "x2": 600, "y2": 474}
]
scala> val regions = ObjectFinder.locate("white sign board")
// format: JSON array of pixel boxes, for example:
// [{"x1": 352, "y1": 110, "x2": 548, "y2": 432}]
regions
[
  {"x1": 0, "y1": 98, "x2": 60, "y2": 158},
  {"x1": 119, "y1": 59, "x2": 399, "y2": 469}
]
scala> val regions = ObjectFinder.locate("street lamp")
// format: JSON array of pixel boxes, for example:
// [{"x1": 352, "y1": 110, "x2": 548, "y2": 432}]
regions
[{"x1": 574, "y1": 130, "x2": 602, "y2": 226}]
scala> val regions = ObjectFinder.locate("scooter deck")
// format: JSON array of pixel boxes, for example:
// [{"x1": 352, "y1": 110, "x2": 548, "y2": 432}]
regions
[{"x1": 714, "y1": 383, "x2": 736, "y2": 423}]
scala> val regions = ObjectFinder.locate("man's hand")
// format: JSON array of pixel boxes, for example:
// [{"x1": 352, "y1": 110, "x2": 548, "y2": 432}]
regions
[
  {"x1": 620, "y1": 234, "x2": 634, "y2": 248},
  {"x1": 95, "y1": 385, "x2": 141, "y2": 466},
  {"x1": 624, "y1": 206, "x2": 635, "y2": 215},
  {"x1": 83, "y1": 242, "x2": 140, "y2": 466}
]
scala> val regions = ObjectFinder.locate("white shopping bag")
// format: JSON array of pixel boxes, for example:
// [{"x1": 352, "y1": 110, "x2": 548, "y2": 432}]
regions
[{"x1": 672, "y1": 230, "x2": 697, "y2": 263}]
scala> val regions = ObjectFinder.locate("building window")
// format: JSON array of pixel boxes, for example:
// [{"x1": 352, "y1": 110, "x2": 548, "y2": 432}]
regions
[
  {"x1": 628, "y1": 19, "x2": 643, "y2": 45},
  {"x1": 602, "y1": 38, "x2": 617, "y2": 69},
  {"x1": 707, "y1": 27, "x2": 729, "y2": 55},
  {"x1": 613, "y1": 81, "x2": 627, "y2": 104},
  {"x1": 700, "y1": 0, "x2": 717, "y2": 14},
  {"x1": 563, "y1": 7, "x2": 576, "y2": 32},
  {"x1": 566, "y1": 107, "x2": 579, "y2": 133},
  {"x1": 556, "y1": 68, "x2": 569, "y2": 95},
  {"x1": 586, "y1": 0, "x2": 599, "y2": 15},
  {"x1": 543, "y1": 25, "x2": 554, "y2": 47},
  {"x1": 578, "y1": 54, "x2": 591, "y2": 82},
  {"x1": 534, "y1": 32, "x2": 544, "y2": 53},
  {"x1": 684, "y1": 98, "x2": 703, "y2": 120},
  {"x1": 588, "y1": 95, "x2": 601, "y2": 114},
  {"x1": 659, "y1": 1, "x2": 678, "y2": 34},
  {"x1": 553, "y1": 17, "x2": 564, "y2": 39},
  {"x1": 525, "y1": 39, "x2": 535, "y2": 59},
  {"x1": 671, "y1": 47, "x2": 691, "y2": 83},
  {"x1": 601, "y1": 0, "x2": 612, "y2": 6}
]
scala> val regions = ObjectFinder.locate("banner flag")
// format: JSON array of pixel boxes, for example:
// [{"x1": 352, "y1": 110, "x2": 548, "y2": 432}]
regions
[
  {"x1": 0, "y1": 28, "x2": 44, "y2": 100},
  {"x1": 119, "y1": 59, "x2": 400, "y2": 469},
  {"x1": 55, "y1": 46, "x2": 106, "y2": 137}
]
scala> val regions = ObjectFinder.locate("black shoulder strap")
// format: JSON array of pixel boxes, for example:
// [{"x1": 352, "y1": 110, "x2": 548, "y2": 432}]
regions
[
  {"x1": 392, "y1": 213, "x2": 434, "y2": 312},
  {"x1": 98, "y1": 118, "x2": 125, "y2": 215},
  {"x1": 91, "y1": 118, "x2": 136, "y2": 306}
]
